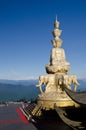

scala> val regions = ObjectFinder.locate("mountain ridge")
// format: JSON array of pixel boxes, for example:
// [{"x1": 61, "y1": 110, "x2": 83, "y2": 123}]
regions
[
  {"x1": 0, "y1": 79, "x2": 86, "y2": 91},
  {"x1": 0, "y1": 79, "x2": 38, "y2": 86}
]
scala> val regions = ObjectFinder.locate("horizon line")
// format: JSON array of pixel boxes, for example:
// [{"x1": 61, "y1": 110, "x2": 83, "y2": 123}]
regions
[{"x1": 0, "y1": 78, "x2": 85, "y2": 81}]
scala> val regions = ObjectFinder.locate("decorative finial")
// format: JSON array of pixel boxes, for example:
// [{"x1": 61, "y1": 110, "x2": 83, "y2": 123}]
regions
[{"x1": 54, "y1": 16, "x2": 59, "y2": 28}]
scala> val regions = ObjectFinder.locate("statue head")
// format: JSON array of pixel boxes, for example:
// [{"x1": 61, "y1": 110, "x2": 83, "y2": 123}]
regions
[{"x1": 52, "y1": 29, "x2": 62, "y2": 38}]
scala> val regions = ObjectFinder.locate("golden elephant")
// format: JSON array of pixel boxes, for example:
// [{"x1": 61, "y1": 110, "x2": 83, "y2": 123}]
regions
[
  {"x1": 63, "y1": 75, "x2": 80, "y2": 91},
  {"x1": 36, "y1": 74, "x2": 56, "y2": 93}
]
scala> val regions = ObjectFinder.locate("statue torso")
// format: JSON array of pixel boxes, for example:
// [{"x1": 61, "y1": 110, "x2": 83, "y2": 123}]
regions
[{"x1": 51, "y1": 48, "x2": 66, "y2": 65}]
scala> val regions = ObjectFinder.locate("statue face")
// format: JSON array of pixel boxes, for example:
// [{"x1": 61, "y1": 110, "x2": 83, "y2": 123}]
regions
[{"x1": 53, "y1": 29, "x2": 61, "y2": 37}]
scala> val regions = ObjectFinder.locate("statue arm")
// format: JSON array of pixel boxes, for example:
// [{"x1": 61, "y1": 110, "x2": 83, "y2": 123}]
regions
[{"x1": 50, "y1": 49, "x2": 56, "y2": 65}]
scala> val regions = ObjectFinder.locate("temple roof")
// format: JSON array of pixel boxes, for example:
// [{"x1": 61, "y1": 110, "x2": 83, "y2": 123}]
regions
[{"x1": 64, "y1": 86, "x2": 86, "y2": 105}]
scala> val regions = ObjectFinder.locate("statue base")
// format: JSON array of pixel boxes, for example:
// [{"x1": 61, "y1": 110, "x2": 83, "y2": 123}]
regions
[{"x1": 37, "y1": 92, "x2": 80, "y2": 110}]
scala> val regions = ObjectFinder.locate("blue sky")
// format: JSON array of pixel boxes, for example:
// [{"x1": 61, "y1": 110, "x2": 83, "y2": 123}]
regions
[{"x1": 0, "y1": 0, "x2": 86, "y2": 80}]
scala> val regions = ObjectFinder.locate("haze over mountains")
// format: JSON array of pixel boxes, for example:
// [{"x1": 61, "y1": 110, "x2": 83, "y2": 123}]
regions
[
  {"x1": 0, "y1": 79, "x2": 86, "y2": 91},
  {"x1": 0, "y1": 79, "x2": 38, "y2": 86}
]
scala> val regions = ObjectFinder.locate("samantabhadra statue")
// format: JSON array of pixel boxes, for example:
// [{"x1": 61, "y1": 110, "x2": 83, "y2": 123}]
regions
[{"x1": 36, "y1": 18, "x2": 80, "y2": 109}]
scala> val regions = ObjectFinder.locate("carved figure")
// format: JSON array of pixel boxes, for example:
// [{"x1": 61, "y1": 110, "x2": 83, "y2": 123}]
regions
[
  {"x1": 71, "y1": 75, "x2": 80, "y2": 91},
  {"x1": 36, "y1": 74, "x2": 56, "y2": 93},
  {"x1": 36, "y1": 75, "x2": 48, "y2": 93},
  {"x1": 63, "y1": 75, "x2": 80, "y2": 91}
]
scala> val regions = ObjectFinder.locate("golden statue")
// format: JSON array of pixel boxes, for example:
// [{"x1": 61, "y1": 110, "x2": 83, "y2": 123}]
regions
[{"x1": 37, "y1": 18, "x2": 80, "y2": 109}]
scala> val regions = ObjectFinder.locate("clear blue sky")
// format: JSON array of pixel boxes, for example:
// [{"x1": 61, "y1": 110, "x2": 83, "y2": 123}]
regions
[{"x1": 0, "y1": 0, "x2": 86, "y2": 80}]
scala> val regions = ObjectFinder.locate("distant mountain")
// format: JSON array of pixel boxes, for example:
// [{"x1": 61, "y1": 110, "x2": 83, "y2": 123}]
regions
[
  {"x1": 77, "y1": 79, "x2": 86, "y2": 91},
  {"x1": 0, "y1": 79, "x2": 86, "y2": 91},
  {"x1": 0, "y1": 79, "x2": 38, "y2": 86},
  {"x1": 0, "y1": 80, "x2": 40, "y2": 103}
]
